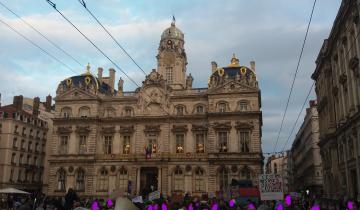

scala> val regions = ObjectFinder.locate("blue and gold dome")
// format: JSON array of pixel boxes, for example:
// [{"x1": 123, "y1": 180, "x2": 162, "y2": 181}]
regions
[
  {"x1": 210, "y1": 54, "x2": 257, "y2": 82},
  {"x1": 59, "y1": 64, "x2": 113, "y2": 95}
]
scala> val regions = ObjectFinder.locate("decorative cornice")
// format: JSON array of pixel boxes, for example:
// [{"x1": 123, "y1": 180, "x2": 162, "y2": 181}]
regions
[
  {"x1": 191, "y1": 124, "x2": 208, "y2": 132},
  {"x1": 171, "y1": 125, "x2": 188, "y2": 133},
  {"x1": 144, "y1": 125, "x2": 161, "y2": 133},
  {"x1": 119, "y1": 125, "x2": 135, "y2": 134}
]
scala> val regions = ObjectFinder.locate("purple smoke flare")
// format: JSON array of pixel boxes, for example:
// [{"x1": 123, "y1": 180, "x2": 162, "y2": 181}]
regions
[
  {"x1": 161, "y1": 203, "x2": 167, "y2": 210},
  {"x1": 348, "y1": 201, "x2": 354, "y2": 210},
  {"x1": 106, "y1": 199, "x2": 113, "y2": 207},
  {"x1": 285, "y1": 195, "x2": 291, "y2": 206}
]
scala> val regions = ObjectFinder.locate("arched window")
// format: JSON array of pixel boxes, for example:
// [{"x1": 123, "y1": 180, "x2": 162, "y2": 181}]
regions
[
  {"x1": 218, "y1": 166, "x2": 229, "y2": 191},
  {"x1": 173, "y1": 166, "x2": 184, "y2": 192},
  {"x1": 218, "y1": 102, "x2": 227, "y2": 113},
  {"x1": 97, "y1": 168, "x2": 109, "y2": 192},
  {"x1": 194, "y1": 167, "x2": 205, "y2": 192},
  {"x1": 240, "y1": 167, "x2": 251, "y2": 180},
  {"x1": 195, "y1": 105, "x2": 204, "y2": 114},
  {"x1": 79, "y1": 106, "x2": 90, "y2": 118},
  {"x1": 239, "y1": 101, "x2": 249, "y2": 111},
  {"x1": 118, "y1": 167, "x2": 128, "y2": 192},
  {"x1": 75, "y1": 168, "x2": 85, "y2": 191},
  {"x1": 165, "y1": 67, "x2": 173, "y2": 84},
  {"x1": 175, "y1": 106, "x2": 184, "y2": 116},
  {"x1": 61, "y1": 107, "x2": 72, "y2": 118},
  {"x1": 57, "y1": 168, "x2": 66, "y2": 191}
]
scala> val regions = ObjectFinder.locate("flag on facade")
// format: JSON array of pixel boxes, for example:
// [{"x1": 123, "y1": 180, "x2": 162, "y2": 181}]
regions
[{"x1": 148, "y1": 190, "x2": 161, "y2": 201}]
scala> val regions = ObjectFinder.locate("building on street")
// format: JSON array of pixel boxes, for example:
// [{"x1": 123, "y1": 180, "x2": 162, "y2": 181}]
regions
[
  {"x1": 47, "y1": 20, "x2": 263, "y2": 197},
  {"x1": 312, "y1": 0, "x2": 360, "y2": 201},
  {"x1": 265, "y1": 152, "x2": 290, "y2": 194},
  {"x1": 0, "y1": 95, "x2": 54, "y2": 192},
  {"x1": 290, "y1": 100, "x2": 323, "y2": 195}
]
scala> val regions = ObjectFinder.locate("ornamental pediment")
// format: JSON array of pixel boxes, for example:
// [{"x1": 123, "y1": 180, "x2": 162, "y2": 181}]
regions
[
  {"x1": 208, "y1": 80, "x2": 258, "y2": 94},
  {"x1": 171, "y1": 125, "x2": 188, "y2": 133},
  {"x1": 55, "y1": 88, "x2": 98, "y2": 101},
  {"x1": 212, "y1": 122, "x2": 231, "y2": 130},
  {"x1": 75, "y1": 126, "x2": 91, "y2": 134},
  {"x1": 120, "y1": 125, "x2": 135, "y2": 134},
  {"x1": 101, "y1": 126, "x2": 115, "y2": 134},
  {"x1": 142, "y1": 69, "x2": 167, "y2": 88},
  {"x1": 191, "y1": 124, "x2": 208, "y2": 132},
  {"x1": 57, "y1": 126, "x2": 73, "y2": 134},
  {"x1": 144, "y1": 125, "x2": 161, "y2": 133},
  {"x1": 235, "y1": 121, "x2": 254, "y2": 130}
]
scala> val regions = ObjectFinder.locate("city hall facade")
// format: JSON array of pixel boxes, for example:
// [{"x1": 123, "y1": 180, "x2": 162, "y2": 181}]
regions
[{"x1": 47, "y1": 21, "x2": 263, "y2": 197}]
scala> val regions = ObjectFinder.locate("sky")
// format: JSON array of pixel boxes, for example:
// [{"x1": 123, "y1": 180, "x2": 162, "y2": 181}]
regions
[{"x1": 0, "y1": 0, "x2": 341, "y2": 154}]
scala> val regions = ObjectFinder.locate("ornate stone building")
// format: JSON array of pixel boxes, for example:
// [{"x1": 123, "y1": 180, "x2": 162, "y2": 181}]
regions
[
  {"x1": 291, "y1": 100, "x2": 323, "y2": 195},
  {"x1": 311, "y1": 0, "x2": 360, "y2": 200},
  {"x1": 47, "y1": 21, "x2": 263, "y2": 197}
]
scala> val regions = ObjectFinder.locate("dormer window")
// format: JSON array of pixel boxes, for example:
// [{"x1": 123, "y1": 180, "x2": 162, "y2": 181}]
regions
[
  {"x1": 79, "y1": 107, "x2": 90, "y2": 118},
  {"x1": 218, "y1": 103, "x2": 227, "y2": 113},
  {"x1": 176, "y1": 106, "x2": 184, "y2": 116},
  {"x1": 239, "y1": 101, "x2": 248, "y2": 111},
  {"x1": 196, "y1": 105, "x2": 204, "y2": 114},
  {"x1": 61, "y1": 107, "x2": 72, "y2": 118},
  {"x1": 124, "y1": 107, "x2": 133, "y2": 117}
]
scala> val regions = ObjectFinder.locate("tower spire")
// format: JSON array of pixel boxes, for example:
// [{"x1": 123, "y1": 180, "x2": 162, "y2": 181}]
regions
[{"x1": 171, "y1": 15, "x2": 176, "y2": 26}]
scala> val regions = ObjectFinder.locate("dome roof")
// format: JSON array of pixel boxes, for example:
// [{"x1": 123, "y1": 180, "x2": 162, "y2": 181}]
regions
[{"x1": 161, "y1": 22, "x2": 184, "y2": 40}]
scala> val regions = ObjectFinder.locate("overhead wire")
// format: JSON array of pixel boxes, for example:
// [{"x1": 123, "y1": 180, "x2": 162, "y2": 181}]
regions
[
  {"x1": 78, "y1": 0, "x2": 147, "y2": 76},
  {"x1": 0, "y1": 0, "x2": 83, "y2": 68},
  {"x1": 0, "y1": 17, "x2": 77, "y2": 74},
  {"x1": 272, "y1": 0, "x2": 317, "y2": 153}
]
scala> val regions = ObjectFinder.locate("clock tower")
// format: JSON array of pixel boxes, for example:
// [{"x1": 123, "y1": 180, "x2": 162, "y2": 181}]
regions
[{"x1": 156, "y1": 20, "x2": 188, "y2": 89}]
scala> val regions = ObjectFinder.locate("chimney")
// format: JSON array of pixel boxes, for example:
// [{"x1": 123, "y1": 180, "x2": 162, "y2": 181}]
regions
[
  {"x1": 109, "y1": 68, "x2": 116, "y2": 91},
  {"x1": 211, "y1": 61, "x2": 218, "y2": 73},
  {"x1": 250, "y1": 61, "x2": 256, "y2": 71},
  {"x1": 309, "y1": 100, "x2": 317, "y2": 107},
  {"x1": 45, "y1": 95, "x2": 52, "y2": 112},
  {"x1": 97, "y1": 67, "x2": 103, "y2": 81},
  {"x1": 13, "y1": 95, "x2": 23, "y2": 111},
  {"x1": 33, "y1": 97, "x2": 40, "y2": 117}
]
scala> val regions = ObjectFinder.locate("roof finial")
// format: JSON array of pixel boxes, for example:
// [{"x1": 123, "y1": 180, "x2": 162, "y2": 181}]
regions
[
  {"x1": 229, "y1": 54, "x2": 240, "y2": 67},
  {"x1": 171, "y1": 15, "x2": 176, "y2": 26},
  {"x1": 86, "y1": 63, "x2": 91, "y2": 74}
]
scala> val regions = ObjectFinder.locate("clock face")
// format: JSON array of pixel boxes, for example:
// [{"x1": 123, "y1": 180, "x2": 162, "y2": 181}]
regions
[{"x1": 167, "y1": 40, "x2": 172, "y2": 45}]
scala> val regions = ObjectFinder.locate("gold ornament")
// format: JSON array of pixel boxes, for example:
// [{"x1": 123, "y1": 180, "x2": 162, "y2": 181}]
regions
[
  {"x1": 240, "y1": 67, "x2": 247, "y2": 75},
  {"x1": 218, "y1": 68, "x2": 225, "y2": 76},
  {"x1": 66, "y1": 78, "x2": 72, "y2": 86},
  {"x1": 85, "y1": 76, "x2": 91, "y2": 85}
]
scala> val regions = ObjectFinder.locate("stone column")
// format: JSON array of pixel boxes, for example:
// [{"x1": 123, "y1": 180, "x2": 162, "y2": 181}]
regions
[
  {"x1": 113, "y1": 127, "x2": 121, "y2": 154},
  {"x1": 136, "y1": 167, "x2": 141, "y2": 195},
  {"x1": 158, "y1": 167, "x2": 162, "y2": 192},
  {"x1": 69, "y1": 130, "x2": 77, "y2": 154}
]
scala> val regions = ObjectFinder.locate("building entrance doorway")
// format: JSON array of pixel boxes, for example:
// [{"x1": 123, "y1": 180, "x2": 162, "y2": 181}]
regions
[{"x1": 140, "y1": 167, "x2": 158, "y2": 196}]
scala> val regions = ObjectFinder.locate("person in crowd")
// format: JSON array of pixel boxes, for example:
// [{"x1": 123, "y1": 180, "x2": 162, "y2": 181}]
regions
[{"x1": 64, "y1": 188, "x2": 79, "y2": 210}]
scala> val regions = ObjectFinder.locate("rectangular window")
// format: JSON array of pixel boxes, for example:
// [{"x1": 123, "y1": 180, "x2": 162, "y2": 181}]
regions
[
  {"x1": 35, "y1": 143, "x2": 39, "y2": 152},
  {"x1": 34, "y1": 156, "x2": 38, "y2": 166},
  {"x1": 148, "y1": 134, "x2": 157, "y2": 154},
  {"x1": 59, "y1": 136, "x2": 69, "y2": 154},
  {"x1": 104, "y1": 136, "x2": 113, "y2": 154},
  {"x1": 9, "y1": 168, "x2": 14, "y2": 181},
  {"x1": 28, "y1": 142, "x2": 32, "y2": 152},
  {"x1": 176, "y1": 134, "x2": 185, "y2": 153},
  {"x1": 11, "y1": 153, "x2": 16, "y2": 164},
  {"x1": 19, "y1": 154, "x2": 23, "y2": 165},
  {"x1": 79, "y1": 135, "x2": 87, "y2": 154},
  {"x1": 240, "y1": 131, "x2": 250, "y2": 152},
  {"x1": 196, "y1": 133, "x2": 205, "y2": 153},
  {"x1": 21, "y1": 140, "x2": 25, "y2": 150},
  {"x1": 13, "y1": 138, "x2": 17, "y2": 148},
  {"x1": 348, "y1": 139, "x2": 354, "y2": 159},
  {"x1": 123, "y1": 135, "x2": 131, "y2": 154},
  {"x1": 239, "y1": 102, "x2": 248, "y2": 111},
  {"x1": 165, "y1": 67, "x2": 173, "y2": 84},
  {"x1": 219, "y1": 103, "x2": 226, "y2": 112},
  {"x1": 218, "y1": 132, "x2": 228, "y2": 152}
]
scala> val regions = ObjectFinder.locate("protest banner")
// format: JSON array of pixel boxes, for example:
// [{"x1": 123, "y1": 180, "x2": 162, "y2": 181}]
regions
[
  {"x1": 148, "y1": 190, "x2": 161, "y2": 201},
  {"x1": 259, "y1": 174, "x2": 284, "y2": 200},
  {"x1": 132, "y1": 196, "x2": 143, "y2": 203}
]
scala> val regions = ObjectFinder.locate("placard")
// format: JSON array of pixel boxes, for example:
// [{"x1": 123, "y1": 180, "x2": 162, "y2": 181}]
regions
[{"x1": 259, "y1": 174, "x2": 284, "y2": 200}]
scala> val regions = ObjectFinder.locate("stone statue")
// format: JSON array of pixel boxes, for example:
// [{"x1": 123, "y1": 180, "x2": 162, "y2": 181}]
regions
[{"x1": 186, "y1": 73, "x2": 194, "y2": 89}]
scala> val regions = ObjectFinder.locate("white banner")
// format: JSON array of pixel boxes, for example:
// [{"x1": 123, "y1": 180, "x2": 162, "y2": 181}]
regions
[
  {"x1": 148, "y1": 190, "x2": 160, "y2": 201},
  {"x1": 259, "y1": 174, "x2": 284, "y2": 200},
  {"x1": 132, "y1": 196, "x2": 143, "y2": 203}
]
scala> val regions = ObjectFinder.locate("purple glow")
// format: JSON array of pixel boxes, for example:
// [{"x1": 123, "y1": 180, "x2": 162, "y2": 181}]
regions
[
  {"x1": 188, "y1": 203, "x2": 194, "y2": 210},
  {"x1": 211, "y1": 203, "x2": 218, "y2": 210},
  {"x1": 348, "y1": 201, "x2": 354, "y2": 210},
  {"x1": 229, "y1": 199, "x2": 235, "y2": 207},
  {"x1": 147, "y1": 205, "x2": 153, "y2": 210},
  {"x1": 248, "y1": 203, "x2": 255, "y2": 210},
  {"x1": 285, "y1": 195, "x2": 291, "y2": 206},
  {"x1": 91, "y1": 201, "x2": 99, "y2": 210},
  {"x1": 196, "y1": 202, "x2": 200, "y2": 207},
  {"x1": 310, "y1": 205, "x2": 320, "y2": 210},
  {"x1": 106, "y1": 199, "x2": 113, "y2": 207},
  {"x1": 161, "y1": 203, "x2": 167, "y2": 210},
  {"x1": 154, "y1": 204, "x2": 159, "y2": 210},
  {"x1": 277, "y1": 203, "x2": 283, "y2": 210}
]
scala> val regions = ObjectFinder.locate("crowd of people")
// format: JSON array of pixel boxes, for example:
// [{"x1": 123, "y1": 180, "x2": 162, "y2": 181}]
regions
[{"x1": 0, "y1": 189, "x2": 358, "y2": 210}]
